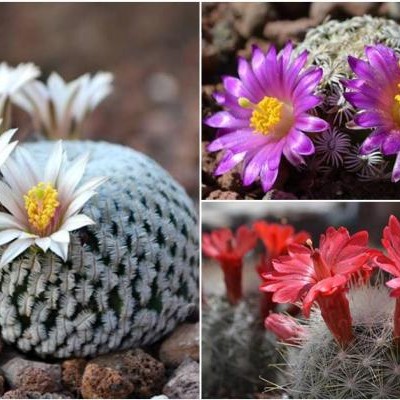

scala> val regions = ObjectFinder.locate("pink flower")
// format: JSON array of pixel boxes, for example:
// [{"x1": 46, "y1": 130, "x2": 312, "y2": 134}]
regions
[
  {"x1": 202, "y1": 226, "x2": 257, "y2": 305},
  {"x1": 265, "y1": 313, "x2": 307, "y2": 344},
  {"x1": 261, "y1": 227, "x2": 373, "y2": 346},
  {"x1": 205, "y1": 42, "x2": 328, "y2": 192}
]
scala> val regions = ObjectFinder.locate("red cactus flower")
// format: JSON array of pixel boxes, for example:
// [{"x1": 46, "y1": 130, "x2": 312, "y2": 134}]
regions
[
  {"x1": 261, "y1": 226, "x2": 373, "y2": 346},
  {"x1": 254, "y1": 221, "x2": 310, "y2": 317},
  {"x1": 375, "y1": 215, "x2": 400, "y2": 339},
  {"x1": 265, "y1": 313, "x2": 307, "y2": 344},
  {"x1": 202, "y1": 225, "x2": 257, "y2": 305}
]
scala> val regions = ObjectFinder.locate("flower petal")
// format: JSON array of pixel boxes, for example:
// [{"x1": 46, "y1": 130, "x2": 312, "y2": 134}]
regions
[
  {"x1": 296, "y1": 115, "x2": 329, "y2": 133},
  {"x1": 0, "y1": 238, "x2": 34, "y2": 268},
  {"x1": 60, "y1": 214, "x2": 94, "y2": 232},
  {"x1": 49, "y1": 240, "x2": 69, "y2": 261},
  {"x1": 51, "y1": 230, "x2": 71, "y2": 243},
  {"x1": 35, "y1": 237, "x2": 52, "y2": 252},
  {"x1": 44, "y1": 140, "x2": 64, "y2": 185}
]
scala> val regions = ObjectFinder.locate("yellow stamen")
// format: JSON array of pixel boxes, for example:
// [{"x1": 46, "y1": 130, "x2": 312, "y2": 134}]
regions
[
  {"x1": 238, "y1": 97, "x2": 252, "y2": 108},
  {"x1": 24, "y1": 182, "x2": 59, "y2": 233},
  {"x1": 239, "y1": 96, "x2": 284, "y2": 135},
  {"x1": 393, "y1": 83, "x2": 400, "y2": 126}
]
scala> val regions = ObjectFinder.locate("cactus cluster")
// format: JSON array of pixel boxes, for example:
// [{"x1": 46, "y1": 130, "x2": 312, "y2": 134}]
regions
[
  {"x1": 202, "y1": 295, "x2": 281, "y2": 399},
  {"x1": 0, "y1": 140, "x2": 199, "y2": 358},
  {"x1": 285, "y1": 285, "x2": 400, "y2": 399},
  {"x1": 298, "y1": 16, "x2": 400, "y2": 180}
]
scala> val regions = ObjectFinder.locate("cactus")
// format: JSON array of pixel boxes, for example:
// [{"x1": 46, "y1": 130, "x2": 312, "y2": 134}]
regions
[
  {"x1": 298, "y1": 16, "x2": 400, "y2": 180},
  {"x1": 0, "y1": 140, "x2": 199, "y2": 358},
  {"x1": 284, "y1": 285, "x2": 400, "y2": 399},
  {"x1": 202, "y1": 295, "x2": 281, "y2": 398}
]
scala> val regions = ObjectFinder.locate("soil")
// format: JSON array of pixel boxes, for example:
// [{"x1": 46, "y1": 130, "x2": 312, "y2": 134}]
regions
[{"x1": 202, "y1": 2, "x2": 400, "y2": 200}]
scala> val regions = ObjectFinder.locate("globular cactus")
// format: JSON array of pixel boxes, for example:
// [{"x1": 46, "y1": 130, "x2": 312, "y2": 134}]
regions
[
  {"x1": 202, "y1": 295, "x2": 281, "y2": 399},
  {"x1": 0, "y1": 140, "x2": 199, "y2": 358},
  {"x1": 284, "y1": 285, "x2": 400, "y2": 399},
  {"x1": 298, "y1": 16, "x2": 400, "y2": 180}
]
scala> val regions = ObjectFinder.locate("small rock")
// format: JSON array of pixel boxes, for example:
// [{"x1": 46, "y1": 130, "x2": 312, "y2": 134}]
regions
[
  {"x1": 81, "y1": 349, "x2": 165, "y2": 399},
  {"x1": 206, "y1": 190, "x2": 240, "y2": 200},
  {"x1": 231, "y1": 3, "x2": 271, "y2": 38},
  {"x1": 2, "y1": 390, "x2": 72, "y2": 399},
  {"x1": 263, "y1": 18, "x2": 318, "y2": 46},
  {"x1": 263, "y1": 190, "x2": 297, "y2": 200},
  {"x1": 163, "y1": 358, "x2": 199, "y2": 399},
  {"x1": 0, "y1": 356, "x2": 61, "y2": 393},
  {"x1": 151, "y1": 396, "x2": 169, "y2": 399},
  {"x1": 61, "y1": 359, "x2": 87, "y2": 394},
  {"x1": 160, "y1": 323, "x2": 199, "y2": 367}
]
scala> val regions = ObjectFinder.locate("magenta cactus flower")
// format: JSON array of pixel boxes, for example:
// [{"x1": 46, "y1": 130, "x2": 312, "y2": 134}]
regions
[
  {"x1": 205, "y1": 42, "x2": 329, "y2": 192},
  {"x1": 344, "y1": 44, "x2": 400, "y2": 182}
]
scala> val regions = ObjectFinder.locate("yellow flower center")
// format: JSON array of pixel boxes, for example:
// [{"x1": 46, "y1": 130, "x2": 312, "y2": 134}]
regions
[
  {"x1": 394, "y1": 84, "x2": 400, "y2": 126},
  {"x1": 239, "y1": 96, "x2": 284, "y2": 135},
  {"x1": 24, "y1": 182, "x2": 59, "y2": 233}
]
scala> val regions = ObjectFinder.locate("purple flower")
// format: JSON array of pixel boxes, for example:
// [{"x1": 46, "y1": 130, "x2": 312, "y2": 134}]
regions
[
  {"x1": 344, "y1": 44, "x2": 400, "y2": 182},
  {"x1": 205, "y1": 42, "x2": 329, "y2": 192}
]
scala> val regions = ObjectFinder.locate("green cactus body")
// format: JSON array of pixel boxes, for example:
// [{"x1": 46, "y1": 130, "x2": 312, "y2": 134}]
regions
[
  {"x1": 0, "y1": 141, "x2": 199, "y2": 358},
  {"x1": 286, "y1": 286, "x2": 400, "y2": 399}
]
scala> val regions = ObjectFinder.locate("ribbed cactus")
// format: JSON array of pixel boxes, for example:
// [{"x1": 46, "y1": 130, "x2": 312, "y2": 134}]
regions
[
  {"x1": 285, "y1": 285, "x2": 400, "y2": 399},
  {"x1": 0, "y1": 140, "x2": 199, "y2": 358},
  {"x1": 202, "y1": 295, "x2": 281, "y2": 398}
]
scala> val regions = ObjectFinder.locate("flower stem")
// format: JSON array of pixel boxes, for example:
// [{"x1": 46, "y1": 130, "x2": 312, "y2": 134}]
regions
[
  {"x1": 221, "y1": 260, "x2": 243, "y2": 305},
  {"x1": 318, "y1": 291, "x2": 353, "y2": 347}
]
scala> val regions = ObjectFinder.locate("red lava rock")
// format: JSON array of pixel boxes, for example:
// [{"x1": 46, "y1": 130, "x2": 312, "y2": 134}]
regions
[
  {"x1": 2, "y1": 390, "x2": 72, "y2": 399},
  {"x1": 159, "y1": 323, "x2": 199, "y2": 367},
  {"x1": 163, "y1": 358, "x2": 199, "y2": 399},
  {"x1": 81, "y1": 349, "x2": 165, "y2": 399},
  {"x1": 17, "y1": 366, "x2": 60, "y2": 393},
  {"x1": 0, "y1": 355, "x2": 61, "y2": 393},
  {"x1": 61, "y1": 359, "x2": 87, "y2": 395}
]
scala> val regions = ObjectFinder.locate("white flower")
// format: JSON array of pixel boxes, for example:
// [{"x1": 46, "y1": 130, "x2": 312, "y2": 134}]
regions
[
  {"x1": 12, "y1": 71, "x2": 113, "y2": 139},
  {"x1": 0, "y1": 62, "x2": 40, "y2": 97},
  {"x1": 0, "y1": 128, "x2": 18, "y2": 169},
  {"x1": 0, "y1": 141, "x2": 107, "y2": 267},
  {"x1": 0, "y1": 63, "x2": 40, "y2": 129}
]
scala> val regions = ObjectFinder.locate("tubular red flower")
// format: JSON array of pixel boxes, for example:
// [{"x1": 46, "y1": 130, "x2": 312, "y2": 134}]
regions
[
  {"x1": 261, "y1": 226, "x2": 373, "y2": 346},
  {"x1": 265, "y1": 312, "x2": 307, "y2": 344},
  {"x1": 375, "y1": 215, "x2": 400, "y2": 339},
  {"x1": 254, "y1": 221, "x2": 310, "y2": 317},
  {"x1": 202, "y1": 225, "x2": 257, "y2": 305}
]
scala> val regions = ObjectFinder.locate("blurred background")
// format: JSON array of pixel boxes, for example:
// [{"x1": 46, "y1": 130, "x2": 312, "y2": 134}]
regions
[
  {"x1": 0, "y1": 3, "x2": 199, "y2": 200},
  {"x1": 202, "y1": 202, "x2": 400, "y2": 297}
]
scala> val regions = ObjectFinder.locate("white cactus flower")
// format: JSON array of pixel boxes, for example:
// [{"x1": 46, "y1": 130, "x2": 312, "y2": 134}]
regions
[
  {"x1": 0, "y1": 62, "x2": 40, "y2": 97},
  {"x1": 0, "y1": 62, "x2": 40, "y2": 129},
  {"x1": 12, "y1": 71, "x2": 113, "y2": 139},
  {"x1": 0, "y1": 127, "x2": 18, "y2": 168},
  {"x1": 0, "y1": 141, "x2": 107, "y2": 267}
]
